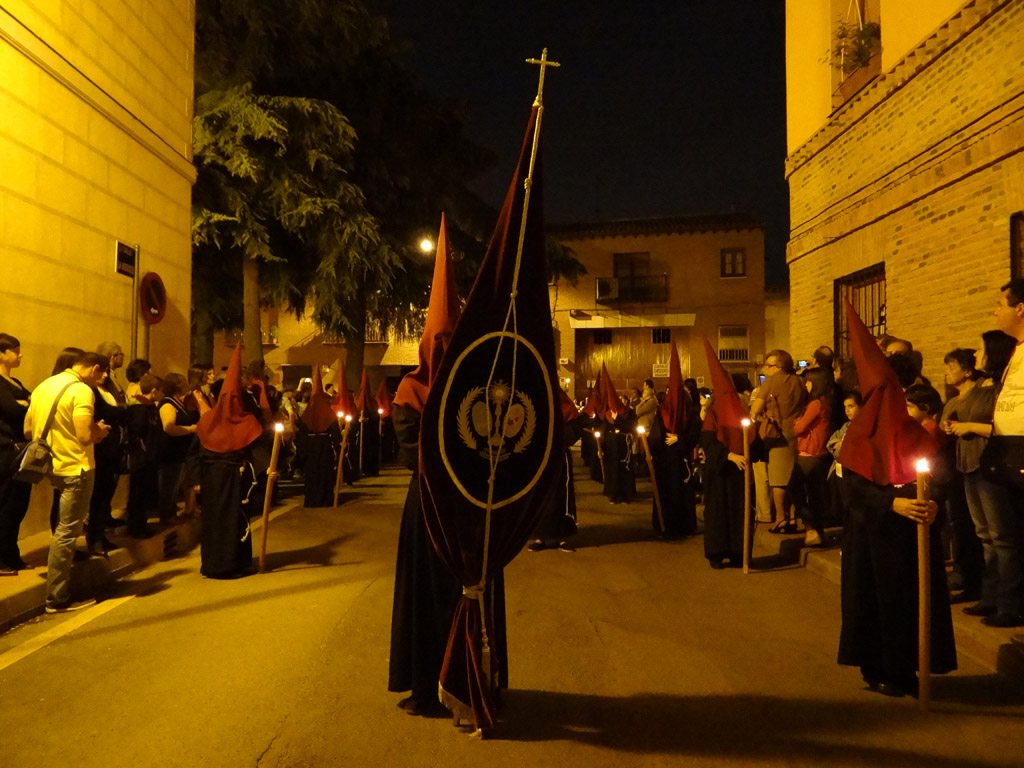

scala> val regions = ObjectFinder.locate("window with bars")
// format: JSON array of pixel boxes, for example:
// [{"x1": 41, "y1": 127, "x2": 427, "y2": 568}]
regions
[
  {"x1": 1011, "y1": 212, "x2": 1024, "y2": 280},
  {"x1": 721, "y1": 248, "x2": 746, "y2": 278},
  {"x1": 652, "y1": 328, "x2": 670, "y2": 344},
  {"x1": 718, "y1": 325, "x2": 749, "y2": 362},
  {"x1": 834, "y1": 263, "x2": 886, "y2": 361},
  {"x1": 593, "y1": 329, "x2": 612, "y2": 345}
]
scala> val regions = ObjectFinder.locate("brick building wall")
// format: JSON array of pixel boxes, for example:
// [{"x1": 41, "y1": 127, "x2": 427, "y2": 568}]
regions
[
  {"x1": 786, "y1": 0, "x2": 1024, "y2": 385},
  {"x1": 549, "y1": 215, "x2": 767, "y2": 397}
]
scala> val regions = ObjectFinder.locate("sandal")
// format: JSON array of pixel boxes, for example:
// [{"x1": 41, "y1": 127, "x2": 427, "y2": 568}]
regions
[{"x1": 767, "y1": 520, "x2": 792, "y2": 534}]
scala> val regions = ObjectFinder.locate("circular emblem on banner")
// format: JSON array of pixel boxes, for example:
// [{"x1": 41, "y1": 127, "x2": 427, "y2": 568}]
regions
[
  {"x1": 439, "y1": 331, "x2": 554, "y2": 509},
  {"x1": 139, "y1": 272, "x2": 167, "y2": 325}
]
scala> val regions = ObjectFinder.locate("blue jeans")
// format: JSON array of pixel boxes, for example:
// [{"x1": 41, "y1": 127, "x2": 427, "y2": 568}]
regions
[
  {"x1": 47, "y1": 470, "x2": 96, "y2": 608},
  {"x1": 963, "y1": 471, "x2": 1024, "y2": 615}
]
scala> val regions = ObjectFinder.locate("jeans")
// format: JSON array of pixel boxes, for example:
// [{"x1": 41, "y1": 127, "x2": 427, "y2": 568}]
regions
[
  {"x1": 963, "y1": 471, "x2": 1024, "y2": 615},
  {"x1": 47, "y1": 470, "x2": 96, "y2": 608}
]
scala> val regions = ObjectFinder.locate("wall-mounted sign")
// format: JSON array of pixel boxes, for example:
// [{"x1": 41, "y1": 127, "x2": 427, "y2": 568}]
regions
[
  {"x1": 139, "y1": 272, "x2": 167, "y2": 325},
  {"x1": 652, "y1": 363, "x2": 670, "y2": 378},
  {"x1": 115, "y1": 241, "x2": 137, "y2": 278}
]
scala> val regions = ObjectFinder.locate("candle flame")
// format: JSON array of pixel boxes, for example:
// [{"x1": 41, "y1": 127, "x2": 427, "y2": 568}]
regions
[
  {"x1": 345, "y1": 415, "x2": 352, "y2": 422},
  {"x1": 636, "y1": 425, "x2": 646, "y2": 435},
  {"x1": 741, "y1": 418, "x2": 751, "y2": 427},
  {"x1": 594, "y1": 431, "x2": 602, "y2": 439},
  {"x1": 915, "y1": 458, "x2": 930, "y2": 473},
  {"x1": 377, "y1": 408, "x2": 384, "y2": 415},
  {"x1": 274, "y1": 422, "x2": 284, "y2": 433},
  {"x1": 336, "y1": 411, "x2": 344, "y2": 419}
]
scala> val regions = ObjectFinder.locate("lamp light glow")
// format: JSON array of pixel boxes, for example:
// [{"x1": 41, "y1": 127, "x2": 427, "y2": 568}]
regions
[
  {"x1": 419, "y1": 238, "x2": 434, "y2": 253},
  {"x1": 336, "y1": 411, "x2": 344, "y2": 419}
]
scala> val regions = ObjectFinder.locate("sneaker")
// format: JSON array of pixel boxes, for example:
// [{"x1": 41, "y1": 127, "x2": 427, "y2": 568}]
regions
[
  {"x1": 45, "y1": 598, "x2": 98, "y2": 614},
  {"x1": 556, "y1": 541, "x2": 576, "y2": 553}
]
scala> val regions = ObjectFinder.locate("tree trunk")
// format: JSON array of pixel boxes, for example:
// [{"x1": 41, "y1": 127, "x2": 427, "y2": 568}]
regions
[
  {"x1": 344, "y1": 295, "x2": 368, "y2": 392},
  {"x1": 242, "y1": 256, "x2": 264, "y2": 370},
  {"x1": 191, "y1": 309, "x2": 215, "y2": 366}
]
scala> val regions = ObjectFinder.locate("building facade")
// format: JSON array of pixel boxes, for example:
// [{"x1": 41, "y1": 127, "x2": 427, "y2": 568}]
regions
[
  {"x1": 548, "y1": 215, "x2": 768, "y2": 398},
  {"x1": 1, "y1": 0, "x2": 196, "y2": 535},
  {"x1": 786, "y1": 0, "x2": 1024, "y2": 382}
]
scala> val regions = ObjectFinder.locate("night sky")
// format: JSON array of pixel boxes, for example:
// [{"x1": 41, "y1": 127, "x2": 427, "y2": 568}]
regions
[{"x1": 378, "y1": 1, "x2": 789, "y2": 288}]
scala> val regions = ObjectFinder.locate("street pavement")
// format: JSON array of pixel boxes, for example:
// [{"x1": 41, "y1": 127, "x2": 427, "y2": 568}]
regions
[{"x1": 1, "y1": 461, "x2": 1023, "y2": 768}]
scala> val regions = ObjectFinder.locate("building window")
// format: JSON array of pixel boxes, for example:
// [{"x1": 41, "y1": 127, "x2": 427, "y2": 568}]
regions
[
  {"x1": 652, "y1": 328, "x2": 671, "y2": 344},
  {"x1": 834, "y1": 263, "x2": 886, "y2": 362},
  {"x1": 721, "y1": 248, "x2": 746, "y2": 278},
  {"x1": 1011, "y1": 212, "x2": 1024, "y2": 280},
  {"x1": 718, "y1": 326, "x2": 749, "y2": 362},
  {"x1": 614, "y1": 252, "x2": 650, "y2": 279},
  {"x1": 593, "y1": 329, "x2": 612, "y2": 345}
]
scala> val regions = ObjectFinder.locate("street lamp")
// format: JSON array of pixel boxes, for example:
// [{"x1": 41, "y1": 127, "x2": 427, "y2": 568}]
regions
[{"x1": 419, "y1": 238, "x2": 434, "y2": 253}]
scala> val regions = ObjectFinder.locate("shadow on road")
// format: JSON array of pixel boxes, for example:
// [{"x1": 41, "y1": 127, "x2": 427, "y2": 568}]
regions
[
  {"x1": 496, "y1": 688, "x2": 1019, "y2": 765},
  {"x1": 263, "y1": 533, "x2": 355, "y2": 571}
]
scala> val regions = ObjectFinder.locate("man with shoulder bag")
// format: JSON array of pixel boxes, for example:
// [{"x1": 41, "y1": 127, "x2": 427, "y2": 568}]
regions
[{"x1": 23, "y1": 351, "x2": 111, "y2": 613}]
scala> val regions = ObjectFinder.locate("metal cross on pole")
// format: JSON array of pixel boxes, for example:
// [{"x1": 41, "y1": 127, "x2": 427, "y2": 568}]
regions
[{"x1": 526, "y1": 48, "x2": 560, "y2": 107}]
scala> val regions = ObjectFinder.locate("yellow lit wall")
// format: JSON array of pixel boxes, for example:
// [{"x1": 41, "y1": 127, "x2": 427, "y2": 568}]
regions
[
  {"x1": 880, "y1": 0, "x2": 965, "y2": 71},
  {"x1": 0, "y1": 0, "x2": 196, "y2": 387},
  {"x1": 0, "y1": 1, "x2": 196, "y2": 538}
]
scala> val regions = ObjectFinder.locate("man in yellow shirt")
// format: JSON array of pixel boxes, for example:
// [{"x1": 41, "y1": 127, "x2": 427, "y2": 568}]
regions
[{"x1": 24, "y1": 351, "x2": 111, "y2": 613}]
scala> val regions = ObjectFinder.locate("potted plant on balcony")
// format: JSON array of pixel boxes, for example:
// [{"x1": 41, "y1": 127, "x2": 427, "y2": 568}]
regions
[{"x1": 832, "y1": 19, "x2": 881, "y2": 102}]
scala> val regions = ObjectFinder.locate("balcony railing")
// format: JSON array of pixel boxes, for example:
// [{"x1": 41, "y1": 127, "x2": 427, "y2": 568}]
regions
[{"x1": 595, "y1": 275, "x2": 668, "y2": 305}]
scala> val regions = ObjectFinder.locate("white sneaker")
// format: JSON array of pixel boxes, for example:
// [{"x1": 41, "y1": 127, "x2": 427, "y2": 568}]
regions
[{"x1": 45, "y1": 598, "x2": 98, "y2": 614}]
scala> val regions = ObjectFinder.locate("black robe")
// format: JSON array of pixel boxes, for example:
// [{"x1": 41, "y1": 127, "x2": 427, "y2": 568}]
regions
[
  {"x1": 601, "y1": 414, "x2": 636, "y2": 503},
  {"x1": 699, "y1": 428, "x2": 747, "y2": 561},
  {"x1": 296, "y1": 424, "x2": 340, "y2": 508},
  {"x1": 838, "y1": 470, "x2": 957, "y2": 684},
  {"x1": 648, "y1": 417, "x2": 699, "y2": 537},
  {"x1": 388, "y1": 404, "x2": 508, "y2": 700},
  {"x1": 198, "y1": 447, "x2": 254, "y2": 578},
  {"x1": 356, "y1": 412, "x2": 380, "y2": 477},
  {"x1": 533, "y1": 419, "x2": 582, "y2": 542}
]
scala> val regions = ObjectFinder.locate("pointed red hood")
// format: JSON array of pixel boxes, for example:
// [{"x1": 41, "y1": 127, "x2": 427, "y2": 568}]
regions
[
  {"x1": 601, "y1": 364, "x2": 628, "y2": 422},
  {"x1": 660, "y1": 342, "x2": 694, "y2": 434},
  {"x1": 331, "y1": 360, "x2": 356, "y2": 417},
  {"x1": 582, "y1": 371, "x2": 605, "y2": 419},
  {"x1": 353, "y1": 368, "x2": 377, "y2": 416},
  {"x1": 700, "y1": 337, "x2": 745, "y2": 454},
  {"x1": 559, "y1": 387, "x2": 580, "y2": 423},
  {"x1": 196, "y1": 343, "x2": 263, "y2": 453},
  {"x1": 838, "y1": 300, "x2": 936, "y2": 485},
  {"x1": 393, "y1": 213, "x2": 461, "y2": 413},
  {"x1": 301, "y1": 363, "x2": 337, "y2": 433},
  {"x1": 374, "y1": 378, "x2": 392, "y2": 419}
]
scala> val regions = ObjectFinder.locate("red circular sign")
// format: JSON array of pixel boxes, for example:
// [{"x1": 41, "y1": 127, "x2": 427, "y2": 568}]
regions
[{"x1": 139, "y1": 272, "x2": 167, "y2": 325}]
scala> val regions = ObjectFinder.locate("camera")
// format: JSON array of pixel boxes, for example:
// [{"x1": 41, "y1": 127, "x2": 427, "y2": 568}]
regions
[{"x1": 797, "y1": 359, "x2": 808, "y2": 369}]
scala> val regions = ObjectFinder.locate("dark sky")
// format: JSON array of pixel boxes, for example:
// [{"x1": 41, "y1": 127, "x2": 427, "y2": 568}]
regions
[{"x1": 377, "y1": 1, "x2": 789, "y2": 287}]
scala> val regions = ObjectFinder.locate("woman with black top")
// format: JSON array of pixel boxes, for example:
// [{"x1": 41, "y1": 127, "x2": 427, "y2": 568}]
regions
[
  {"x1": 0, "y1": 333, "x2": 32, "y2": 572},
  {"x1": 158, "y1": 373, "x2": 199, "y2": 523}
]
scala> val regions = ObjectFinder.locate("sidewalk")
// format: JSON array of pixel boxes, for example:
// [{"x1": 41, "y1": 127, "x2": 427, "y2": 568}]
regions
[{"x1": 0, "y1": 476, "x2": 306, "y2": 633}]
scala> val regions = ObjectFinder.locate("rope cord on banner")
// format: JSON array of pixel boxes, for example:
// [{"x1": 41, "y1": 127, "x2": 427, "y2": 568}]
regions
[{"x1": 475, "y1": 49, "x2": 560, "y2": 680}]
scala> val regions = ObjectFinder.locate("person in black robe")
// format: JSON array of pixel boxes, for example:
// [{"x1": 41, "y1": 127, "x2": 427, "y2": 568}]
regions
[
  {"x1": 836, "y1": 301, "x2": 956, "y2": 697},
  {"x1": 699, "y1": 409, "x2": 748, "y2": 567},
  {"x1": 601, "y1": 415, "x2": 636, "y2": 503},
  {"x1": 357, "y1": 410, "x2": 381, "y2": 477},
  {"x1": 195, "y1": 343, "x2": 263, "y2": 580},
  {"x1": 297, "y1": 367, "x2": 341, "y2": 508},
  {"x1": 387, "y1": 403, "x2": 463, "y2": 714},
  {"x1": 529, "y1": 394, "x2": 582, "y2": 551}
]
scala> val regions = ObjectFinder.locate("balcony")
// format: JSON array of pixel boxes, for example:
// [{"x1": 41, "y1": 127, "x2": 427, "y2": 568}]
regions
[{"x1": 595, "y1": 275, "x2": 668, "y2": 305}]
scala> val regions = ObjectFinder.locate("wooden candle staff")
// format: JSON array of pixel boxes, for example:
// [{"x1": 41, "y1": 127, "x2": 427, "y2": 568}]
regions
[
  {"x1": 741, "y1": 419, "x2": 752, "y2": 574},
  {"x1": 593, "y1": 429, "x2": 604, "y2": 483},
  {"x1": 637, "y1": 425, "x2": 665, "y2": 533},
  {"x1": 916, "y1": 458, "x2": 932, "y2": 712},
  {"x1": 333, "y1": 411, "x2": 352, "y2": 508},
  {"x1": 358, "y1": 412, "x2": 367, "y2": 476},
  {"x1": 258, "y1": 422, "x2": 284, "y2": 573}
]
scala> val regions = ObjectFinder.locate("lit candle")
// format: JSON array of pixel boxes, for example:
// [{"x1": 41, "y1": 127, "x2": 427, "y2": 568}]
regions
[
  {"x1": 915, "y1": 458, "x2": 930, "y2": 503},
  {"x1": 258, "y1": 422, "x2": 285, "y2": 573}
]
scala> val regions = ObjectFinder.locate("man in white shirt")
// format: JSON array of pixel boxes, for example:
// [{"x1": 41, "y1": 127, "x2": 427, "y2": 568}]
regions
[
  {"x1": 989, "y1": 279, "x2": 1024, "y2": 628},
  {"x1": 24, "y1": 351, "x2": 111, "y2": 613}
]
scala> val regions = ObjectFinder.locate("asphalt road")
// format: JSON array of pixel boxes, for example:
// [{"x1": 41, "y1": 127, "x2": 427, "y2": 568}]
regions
[{"x1": 1, "y1": 464, "x2": 1023, "y2": 767}]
